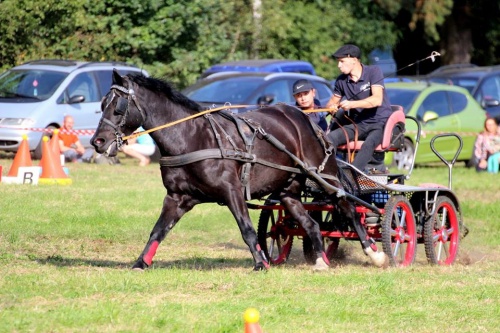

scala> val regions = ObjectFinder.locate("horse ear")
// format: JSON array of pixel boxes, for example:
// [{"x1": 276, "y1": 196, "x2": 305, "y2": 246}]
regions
[{"x1": 112, "y1": 69, "x2": 124, "y2": 85}]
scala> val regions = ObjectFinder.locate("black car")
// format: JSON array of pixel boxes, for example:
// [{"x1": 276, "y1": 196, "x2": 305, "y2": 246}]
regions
[
  {"x1": 427, "y1": 65, "x2": 500, "y2": 122},
  {"x1": 182, "y1": 72, "x2": 333, "y2": 113}
]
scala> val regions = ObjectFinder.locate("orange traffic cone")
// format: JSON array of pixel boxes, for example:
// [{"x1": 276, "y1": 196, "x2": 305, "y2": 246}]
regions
[
  {"x1": 244, "y1": 308, "x2": 263, "y2": 333},
  {"x1": 38, "y1": 136, "x2": 72, "y2": 185},
  {"x1": 49, "y1": 129, "x2": 61, "y2": 155},
  {"x1": 7, "y1": 134, "x2": 33, "y2": 177},
  {"x1": 49, "y1": 129, "x2": 65, "y2": 166}
]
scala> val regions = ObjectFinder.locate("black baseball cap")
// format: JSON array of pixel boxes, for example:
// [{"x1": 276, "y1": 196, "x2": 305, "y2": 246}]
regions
[
  {"x1": 331, "y1": 44, "x2": 361, "y2": 59},
  {"x1": 292, "y1": 79, "x2": 314, "y2": 95}
]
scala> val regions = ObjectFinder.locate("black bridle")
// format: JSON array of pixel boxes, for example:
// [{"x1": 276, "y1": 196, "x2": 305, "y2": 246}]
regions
[{"x1": 100, "y1": 84, "x2": 147, "y2": 148}]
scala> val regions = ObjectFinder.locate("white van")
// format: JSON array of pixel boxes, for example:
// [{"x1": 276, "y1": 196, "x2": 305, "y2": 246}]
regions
[{"x1": 0, "y1": 60, "x2": 148, "y2": 159}]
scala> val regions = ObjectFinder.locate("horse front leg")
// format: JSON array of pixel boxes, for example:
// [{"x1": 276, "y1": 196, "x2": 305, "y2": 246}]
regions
[
  {"x1": 132, "y1": 193, "x2": 197, "y2": 271},
  {"x1": 337, "y1": 198, "x2": 388, "y2": 268}
]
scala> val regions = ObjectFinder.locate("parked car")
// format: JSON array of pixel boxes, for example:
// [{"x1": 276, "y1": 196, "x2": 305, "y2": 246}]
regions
[
  {"x1": 426, "y1": 65, "x2": 500, "y2": 123},
  {"x1": 385, "y1": 82, "x2": 486, "y2": 169},
  {"x1": 182, "y1": 72, "x2": 333, "y2": 112},
  {"x1": 0, "y1": 60, "x2": 148, "y2": 158},
  {"x1": 368, "y1": 47, "x2": 397, "y2": 77},
  {"x1": 199, "y1": 59, "x2": 316, "y2": 79}
]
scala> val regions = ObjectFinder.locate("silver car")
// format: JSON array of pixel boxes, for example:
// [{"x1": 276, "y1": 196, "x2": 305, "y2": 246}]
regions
[{"x1": 0, "y1": 60, "x2": 148, "y2": 159}]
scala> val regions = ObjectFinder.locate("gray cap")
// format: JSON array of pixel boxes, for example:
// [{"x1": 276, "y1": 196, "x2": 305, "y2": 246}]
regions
[
  {"x1": 332, "y1": 44, "x2": 361, "y2": 59},
  {"x1": 292, "y1": 79, "x2": 314, "y2": 95}
]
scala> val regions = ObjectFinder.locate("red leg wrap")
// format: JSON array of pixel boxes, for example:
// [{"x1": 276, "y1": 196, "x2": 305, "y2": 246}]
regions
[
  {"x1": 322, "y1": 251, "x2": 331, "y2": 266},
  {"x1": 255, "y1": 244, "x2": 270, "y2": 269},
  {"x1": 143, "y1": 241, "x2": 159, "y2": 266}
]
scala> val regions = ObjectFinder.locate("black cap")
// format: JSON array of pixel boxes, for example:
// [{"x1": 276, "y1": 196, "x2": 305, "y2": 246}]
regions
[
  {"x1": 332, "y1": 44, "x2": 361, "y2": 59},
  {"x1": 292, "y1": 79, "x2": 314, "y2": 95}
]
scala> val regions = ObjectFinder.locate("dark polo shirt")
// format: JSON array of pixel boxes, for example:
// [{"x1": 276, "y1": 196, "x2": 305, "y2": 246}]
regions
[
  {"x1": 295, "y1": 98, "x2": 328, "y2": 131},
  {"x1": 333, "y1": 64, "x2": 392, "y2": 124}
]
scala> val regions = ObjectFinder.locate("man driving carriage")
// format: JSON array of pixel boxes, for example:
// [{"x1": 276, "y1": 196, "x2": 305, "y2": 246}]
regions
[{"x1": 326, "y1": 44, "x2": 393, "y2": 173}]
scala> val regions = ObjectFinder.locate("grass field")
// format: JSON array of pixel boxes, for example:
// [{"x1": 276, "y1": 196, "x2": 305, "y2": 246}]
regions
[{"x1": 1, "y1": 154, "x2": 499, "y2": 332}]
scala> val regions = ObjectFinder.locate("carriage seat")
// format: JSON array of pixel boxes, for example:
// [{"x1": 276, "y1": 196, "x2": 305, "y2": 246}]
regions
[{"x1": 337, "y1": 105, "x2": 406, "y2": 153}]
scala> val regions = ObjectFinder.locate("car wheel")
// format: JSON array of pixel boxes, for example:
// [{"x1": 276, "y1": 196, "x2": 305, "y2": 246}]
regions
[{"x1": 392, "y1": 138, "x2": 414, "y2": 170}]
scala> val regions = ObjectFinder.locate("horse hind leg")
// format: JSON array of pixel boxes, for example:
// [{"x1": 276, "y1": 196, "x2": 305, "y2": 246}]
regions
[
  {"x1": 132, "y1": 194, "x2": 196, "y2": 271},
  {"x1": 280, "y1": 196, "x2": 330, "y2": 271},
  {"x1": 224, "y1": 191, "x2": 269, "y2": 271},
  {"x1": 337, "y1": 198, "x2": 388, "y2": 268}
]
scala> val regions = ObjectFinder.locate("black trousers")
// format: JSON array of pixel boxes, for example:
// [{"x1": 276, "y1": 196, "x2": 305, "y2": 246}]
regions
[{"x1": 327, "y1": 122, "x2": 385, "y2": 171}]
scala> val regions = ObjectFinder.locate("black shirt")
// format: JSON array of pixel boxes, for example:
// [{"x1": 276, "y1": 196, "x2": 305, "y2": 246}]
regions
[{"x1": 333, "y1": 64, "x2": 392, "y2": 124}]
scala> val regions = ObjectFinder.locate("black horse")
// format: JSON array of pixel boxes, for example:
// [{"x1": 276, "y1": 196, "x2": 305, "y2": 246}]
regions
[{"x1": 91, "y1": 70, "x2": 386, "y2": 271}]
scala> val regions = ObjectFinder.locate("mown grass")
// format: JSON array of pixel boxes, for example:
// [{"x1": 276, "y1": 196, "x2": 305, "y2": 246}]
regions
[{"x1": 0, "y1": 155, "x2": 499, "y2": 333}]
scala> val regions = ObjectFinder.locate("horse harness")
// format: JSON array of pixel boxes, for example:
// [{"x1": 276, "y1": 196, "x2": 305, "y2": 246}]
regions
[
  {"x1": 159, "y1": 110, "x2": 338, "y2": 200},
  {"x1": 105, "y1": 83, "x2": 339, "y2": 200}
]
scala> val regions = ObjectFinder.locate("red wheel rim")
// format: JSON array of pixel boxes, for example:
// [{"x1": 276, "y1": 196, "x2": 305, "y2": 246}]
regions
[
  {"x1": 268, "y1": 225, "x2": 292, "y2": 265},
  {"x1": 431, "y1": 201, "x2": 459, "y2": 265},
  {"x1": 390, "y1": 200, "x2": 417, "y2": 266}
]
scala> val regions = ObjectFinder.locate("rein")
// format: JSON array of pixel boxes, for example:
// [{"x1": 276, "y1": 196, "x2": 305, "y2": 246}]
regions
[
  {"x1": 123, "y1": 104, "x2": 251, "y2": 141},
  {"x1": 125, "y1": 106, "x2": 336, "y2": 141}
]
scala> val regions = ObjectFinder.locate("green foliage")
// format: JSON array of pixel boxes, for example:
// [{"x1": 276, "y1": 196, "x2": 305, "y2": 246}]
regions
[
  {"x1": 0, "y1": 0, "x2": 399, "y2": 87},
  {"x1": 0, "y1": 0, "x2": 499, "y2": 87},
  {"x1": 0, "y1": 0, "x2": 82, "y2": 65}
]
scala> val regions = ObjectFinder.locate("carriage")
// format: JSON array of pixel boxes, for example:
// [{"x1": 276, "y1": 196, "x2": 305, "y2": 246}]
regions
[
  {"x1": 254, "y1": 116, "x2": 466, "y2": 267},
  {"x1": 91, "y1": 70, "x2": 466, "y2": 271}
]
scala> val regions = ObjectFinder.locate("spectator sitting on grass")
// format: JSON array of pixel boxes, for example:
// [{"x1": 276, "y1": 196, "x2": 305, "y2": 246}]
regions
[
  {"x1": 120, "y1": 127, "x2": 156, "y2": 166},
  {"x1": 58, "y1": 115, "x2": 94, "y2": 163},
  {"x1": 472, "y1": 117, "x2": 500, "y2": 173}
]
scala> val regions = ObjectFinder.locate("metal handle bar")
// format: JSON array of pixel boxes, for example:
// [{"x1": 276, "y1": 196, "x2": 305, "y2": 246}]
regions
[
  {"x1": 430, "y1": 133, "x2": 463, "y2": 190},
  {"x1": 430, "y1": 133, "x2": 463, "y2": 165}
]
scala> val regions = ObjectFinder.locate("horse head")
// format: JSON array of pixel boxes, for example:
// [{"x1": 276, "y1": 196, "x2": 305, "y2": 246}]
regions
[{"x1": 91, "y1": 69, "x2": 147, "y2": 156}]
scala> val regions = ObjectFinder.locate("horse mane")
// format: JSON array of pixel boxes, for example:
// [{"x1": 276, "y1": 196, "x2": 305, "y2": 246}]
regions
[{"x1": 126, "y1": 73, "x2": 202, "y2": 112}]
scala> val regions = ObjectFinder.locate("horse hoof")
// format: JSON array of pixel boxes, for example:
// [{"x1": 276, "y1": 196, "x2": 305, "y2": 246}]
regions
[
  {"x1": 313, "y1": 257, "x2": 329, "y2": 271},
  {"x1": 131, "y1": 260, "x2": 148, "y2": 271},
  {"x1": 253, "y1": 263, "x2": 268, "y2": 272},
  {"x1": 364, "y1": 247, "x2": 388, "y2": 268},
  {"x1": 132, "y1": 267, "x2": 145, "y2": 272}
]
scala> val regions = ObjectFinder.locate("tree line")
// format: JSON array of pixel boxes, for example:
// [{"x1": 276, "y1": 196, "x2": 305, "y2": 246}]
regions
[{"x1": 0, "y1": 0, "x2": 498, "y2": 89}]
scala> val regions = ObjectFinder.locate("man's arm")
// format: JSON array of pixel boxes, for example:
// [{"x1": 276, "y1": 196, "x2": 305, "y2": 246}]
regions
[
  {"x1": 74, "y1": 139, "x2": 86, "y2": 154},
  {"x1": 58, "y1": 139, "x2": 71, "y2": 153},
  {"x1": 326, "y1": 95, "x2": 342, "y2": 111},
  {"x1": 338, "y1": 85, "x2": 384, "y2": 110}
]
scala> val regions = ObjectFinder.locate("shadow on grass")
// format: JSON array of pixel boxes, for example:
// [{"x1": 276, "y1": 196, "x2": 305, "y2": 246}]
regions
[
  {"x1": 33, "y1": 254, "x2": 257, "y2": 271},
  {"x1": 32, "y1": 240, "x2": 386, "y2": 271},
  {"x1": 35, "y1": 255, "x2": 132, "y2": 269}
]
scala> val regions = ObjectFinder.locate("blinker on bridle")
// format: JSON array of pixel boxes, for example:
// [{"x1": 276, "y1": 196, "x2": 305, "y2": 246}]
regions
[{"x1": 100, "y1": 84, "x2": 147, "y2": 148}]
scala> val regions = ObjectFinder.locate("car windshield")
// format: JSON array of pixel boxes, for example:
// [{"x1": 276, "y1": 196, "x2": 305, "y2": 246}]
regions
[
  {"x1": 0, "y1": 69, "x2": 67, "y2": 101},
  {"x1": 184, "y1": 77, "x2": 265, "y2": 104},
  {"x1": 428, "y1": 76, "x2": 479, "y2": 93},
  {"x1": 386, "y1": 88, "x2": 419, "y2": 113}
]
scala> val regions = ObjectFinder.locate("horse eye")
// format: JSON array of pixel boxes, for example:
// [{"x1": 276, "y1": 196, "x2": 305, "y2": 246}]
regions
[{"x1": 114, "y1": 97, "x2": 128, "y2": 115}]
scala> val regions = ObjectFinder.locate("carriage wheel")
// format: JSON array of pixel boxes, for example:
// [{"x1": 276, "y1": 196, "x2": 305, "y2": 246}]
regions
[
  {"x1": 257, "y1": 206, "x2": 293, "y2": 265},
  {"x1": 303, "y1": 210, "x2": 339, "y2": 264},
  {"x1": 424, "y1": 196, "x2": 461, "y2": 265},
  {"x1": 381, "y1": 195, "x2": 417, "y2": 267}
]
